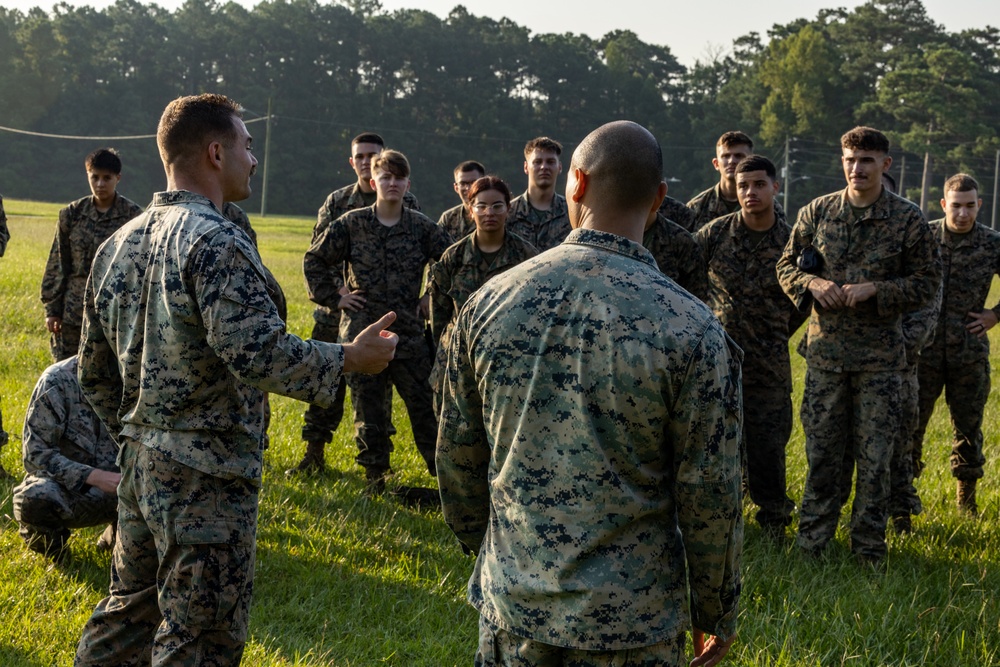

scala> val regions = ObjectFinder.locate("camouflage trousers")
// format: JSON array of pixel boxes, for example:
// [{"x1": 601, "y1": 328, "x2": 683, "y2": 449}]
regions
[
  {"x1": 798, "y1": 368, "x2": 900, "y2": 559},
  {"x1": 475, "y1": 616, "x2": 685, "y2": 667},
  {"x1": 12, "y1": 475, "x2": 117, "y2": 554},
  {"x1": 301, "y1": 320, "x2": 394, "y2": 443},
  {"x1": 75, "y1": 440, "x2": 257, "y2": 667},
  {"x1": 914, "y1": 358, "x2": 989, "y2": 481},
  {"x1": 743, "y1": 384, "x2": 795, "y2": 528},
  {"x1": 347, "y1": 352, "x2": 438, "y2": 476},
  {"x1": 838, "y1": 362, "x2": 922, "y2": 518},
  {"x1": 51, "y1": 321, "x2": 82, "y2": 362}
]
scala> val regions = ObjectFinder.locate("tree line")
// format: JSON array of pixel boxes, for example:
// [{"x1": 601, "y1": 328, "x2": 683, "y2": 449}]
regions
[{"x1": 0, "y1": 0, "x2": 998, "y2": 221}]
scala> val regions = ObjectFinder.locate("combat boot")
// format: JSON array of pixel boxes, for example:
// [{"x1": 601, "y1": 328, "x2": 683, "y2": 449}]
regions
[
  {"x1": 957, "y1": 479, "x2": 978, "y2": 516},
  {"x1": 363, "y1": 467, "x2": 390, "y2": 497},
  {"x1": 285, "y1": 440, "x2": 326, "y2": 476}
]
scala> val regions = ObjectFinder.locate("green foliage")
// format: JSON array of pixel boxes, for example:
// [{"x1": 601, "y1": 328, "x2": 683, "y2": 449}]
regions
[{"x1": 1, "y1": 200, "x2": 999, "y2": 665}]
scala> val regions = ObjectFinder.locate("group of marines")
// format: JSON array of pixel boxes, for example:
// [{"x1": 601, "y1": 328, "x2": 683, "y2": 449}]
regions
[{"x1": 0, "y1": 122, "x2": 991, "y2": 573}]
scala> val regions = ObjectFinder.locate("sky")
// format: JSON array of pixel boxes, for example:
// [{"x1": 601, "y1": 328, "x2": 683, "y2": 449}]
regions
[{"x1": 3, "y1": 0, "x2": 998, "y2": 66}]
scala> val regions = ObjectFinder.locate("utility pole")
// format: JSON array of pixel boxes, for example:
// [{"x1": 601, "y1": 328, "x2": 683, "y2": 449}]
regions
[
  {"x1": 898, "y1": 154, "x2": 906, "y2": 197},
  {"x1": 260, "y1": 97, "x2": 273, "y2": 218},
  {"x1": 783, "y1": 137, "x2": 791, "y2": 211}
]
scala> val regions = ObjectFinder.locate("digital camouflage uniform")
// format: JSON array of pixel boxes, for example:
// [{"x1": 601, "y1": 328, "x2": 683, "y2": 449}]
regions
[
  {"x1": 41, "y1": 193, "x2": 143, "y2": 361},
  {"x1": 687, "y1": 183, "x2": 785, "y2": 234},
  {"x1": 437, "y1": 228, "x2": 743, "y2": 663},
  {"x1": 304, "y1": 205, "x2": 451, "y2": 477},
  {"x1": 643, "y1": 212, "x2": 709, "y2": 301},
  {"x1": 506, "y1": 191, "x2": 571, "y2": 252},
  {"x1": 777, "y1": 187, "x2": 940, "y2": 560},
  {"x1": 658, "y1": 194, "x2": 696, "y2": 233},
  {"x1": 13, "y1": 356, "x2": 118, "y2": 557},
  {"x1": 300, "y1": 184, "x2": 421, "y2": 448},
  {"x1": 427, "y1": 230, "x2": 537, "y2": 412},
  {"x1": 75, "y1": 191, "x2": 346, "y2": 667},
  {"x1": 438, "y1": 203, "x2": 476, "y2": 242},
  {"x1": 697, "y1": 210, "x2": 806, "y2": 530},
  {"x1": 913, "y1": 219, "x2": 1000, "y2": 483}
]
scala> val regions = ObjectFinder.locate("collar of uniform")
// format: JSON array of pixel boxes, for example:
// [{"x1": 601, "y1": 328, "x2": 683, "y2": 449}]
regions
[
  {"x1": 564, "y1": 228, "x2": 657, "y2": 267},
  {"x1": 511, "y1": 190, "x2": 567, "y2": 217},
  {"x1": 152, "y1": 190, "x2": 220, "y2": 212},
  {"x1": 834, "y1": 186, "x2": 895, "y2": 222},
  {"x1": 935, "y1": 218, "x2": 981, "y2": 248}
]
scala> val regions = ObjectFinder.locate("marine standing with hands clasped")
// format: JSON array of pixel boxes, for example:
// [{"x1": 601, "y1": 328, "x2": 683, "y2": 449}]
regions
[
  {"x1": 777, "y1": 126, "x2": 940, "y2": 565},
  {"x1": 73, "y1": 94, "x2": 397, "y2": 666}
]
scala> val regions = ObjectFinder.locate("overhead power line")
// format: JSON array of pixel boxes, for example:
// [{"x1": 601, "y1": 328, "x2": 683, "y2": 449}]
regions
[{"x1": 0, "y1": 116, "x2": 268, "y2": 141}]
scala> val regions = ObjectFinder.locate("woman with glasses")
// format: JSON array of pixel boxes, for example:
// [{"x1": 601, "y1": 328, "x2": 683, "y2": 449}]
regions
[{"x1": 428, "y1": 176, "x2": 538, "y2": 411}]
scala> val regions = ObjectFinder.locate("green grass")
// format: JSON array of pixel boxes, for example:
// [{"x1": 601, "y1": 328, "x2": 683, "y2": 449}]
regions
[{"x1": 0, "y1": 198, "x2": 997, "y2": 665}]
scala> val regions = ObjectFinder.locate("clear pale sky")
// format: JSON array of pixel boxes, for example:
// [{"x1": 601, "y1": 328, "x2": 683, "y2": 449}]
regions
[{"x1": 3, "y1": 0, "x2": 998, "y2": 66}]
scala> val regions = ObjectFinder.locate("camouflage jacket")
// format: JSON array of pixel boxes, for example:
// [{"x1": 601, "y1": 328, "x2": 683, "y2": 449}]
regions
[
  {"x1": 697, "y1": 211, "x2": 807, "y2": 389},
  {"x1": 427, "y1": 231, "x2": 537, "y2": 390},
  {"x1": 776, "y1": 188, "x2": 941, "y2": 372},
  {"x1": 41, "y1": 193, "x2": 143, "y2": 326},
  {"x1": 304, "y1": 205, "x2": 451, "y2": 358},
  {"x1": 0, "y1": 194, "x2": 8, "y2": 256},
  {"x1": 658, "y1": 194, "x2": 696, "y2": 233},
  {"x1": 687, "y1": 183, "x2": 785, "y2": 234},
  {"x1": 22, "y1": 356, "x2": 118, "y2": 492},
  {"x1": 79, "y1": 191, "x2": 345, "y2": 483},
  {"x1": 312, "y1": 182, "x2": 420, "y2": 242},
  {"x1": 643, "y1": 212, "x2": 709, "y2": 302},
  {"x1": 223, "y1": 202, "x2": 287, "y2": 322},
  {"x1": 506, "y1": 190, "x2": 571, "y2": 252},
  {"x1": 919, "y1": 219, "x2": 1000, "y2": 367},
  {"x1": 437, "y1": 228, "x2": 743, "y2": 649},
  {"x1": 437, "y1": 203, "x2": 475, "y2": 242}
]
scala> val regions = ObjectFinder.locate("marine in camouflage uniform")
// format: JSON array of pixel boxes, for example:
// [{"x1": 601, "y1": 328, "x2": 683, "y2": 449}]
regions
[
  {"x1": 427, "y1": 230, "x2": 537, "y2": 412},
  {"x1": 74, "y1": 189, "x2": 351, "y2": 666},
  {"x1": 304, "y1": 203, "x2": 451, "y2": 483},
  {"x1": 643, "y1": 212, "x2": 709, "y2": 301},
  {"x1": 438, "y1": 228, "x2": 743, "y2": 663},
  {"x1": 913, "y1": 216, "x2": 1000, "y2": 513},
  {"x1": 658, "y1": 193, "x2": 696, "y2": 233},
  {"x1": 777, "y1": 186, "x2": 940, "y2": 561},
  {"x1": 697, "y1": 203, "x2": 806, "y2": 533},
  {"x1": 41, "y1": 192, "x2": 142, "y2": 361},
  {"x1": 437, "y1": 203, "x2": 475, "y2": 241},
  {"x1": 13, "y1": 356, "x2": 118, "y2": 559},
  {"x1": 288, "y1": 183, "x2": 422, "y2": 475},
  {"x1": 506, "y1": 191, "x2": 570, "y2": 252},
  {"x1": 687, "y1": 182, "x2": 786, "y2": 234}
]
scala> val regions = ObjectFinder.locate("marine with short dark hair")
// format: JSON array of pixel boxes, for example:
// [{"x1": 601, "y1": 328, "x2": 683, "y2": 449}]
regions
[{"x1": 506, "y1": 136, "x2": 571, "y2": 251}]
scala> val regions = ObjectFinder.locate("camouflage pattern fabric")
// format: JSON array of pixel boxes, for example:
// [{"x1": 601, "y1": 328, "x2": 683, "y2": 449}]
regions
[
  {"x1": 74, "y1": 440, "x2": 257, "y2": 666},
  {"x1": 687, "y1": 183, "x2": 785, "y2": 234},
  {"x1": 799, "y1": 368, "x2": 901, "y2": 559},
  {"x1": 475, "y1": 615, "x2": 685, "y2": 667},
  {"x1": 0, "y1": 193, "x2": 9, "y2": 256},
  {"x1": 222, "y1": 202, "x2": 287, "y2": 322},
  {"x1": 312, "y1": 182, "x2": 420, "y2": 244},
  {"x1": 658, "y1": 194, "x2": 696, "y2": 233},
  {"x1": 642, "y1": 213, "x2": 709, "y2": 302},
  {"x1": 506, "y1": 191, "x2": 571, "y2": 252},
  {"x1": 437, "y1": 228, "x2": 743, "y2": 650},
  {"x1": 75, "y1": 191, "x2": 346, "y2": 665},
  {"x1": 777, "y1": 188, "x2": 940, "y2": 373},
  {"x1": 427, "y1": 230, "x2": 537, "y2": 408},
  {"x1": 13, "y1": 356, "x2": 118, "y2": 553},
  {"x1": 300, "y1": 320, "x2": 348, "y2": 444},
  {"x1": 304, "y1": 204, "x2": 451, "y2": 359},
  {"x1": 778, "y1": 187, "x2": 940, "y2": 560},
  {"x1": 41, "y1": 193, "x2": 143, "y2": 359},
  {"x1": 438, "y1": 203, "x2": 475, "y2": 242},
  {"x1": 914, "y1": 360, "x2": 989, "y2": 481},
  {"x1": 697, "y1": 210, "x2": 805, "y2": 390}
]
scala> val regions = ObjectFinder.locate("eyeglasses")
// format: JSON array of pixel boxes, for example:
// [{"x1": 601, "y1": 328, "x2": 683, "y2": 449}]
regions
[{"x1": 472, "y1": 202, "x2": 507, "y2": 214}]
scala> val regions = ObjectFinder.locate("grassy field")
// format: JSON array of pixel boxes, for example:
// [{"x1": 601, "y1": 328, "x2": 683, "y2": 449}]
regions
[{"x1": 0, "y1": 198, "x2": 996, "y2": 666}]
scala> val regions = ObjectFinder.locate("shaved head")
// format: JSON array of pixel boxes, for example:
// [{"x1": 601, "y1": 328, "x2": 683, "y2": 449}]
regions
[{"x1": 570, "y1": 121, "x2": 663, "y2": 215}]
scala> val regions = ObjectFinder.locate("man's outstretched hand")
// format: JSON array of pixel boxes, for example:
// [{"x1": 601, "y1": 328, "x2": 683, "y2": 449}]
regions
[{"x1": 343, "y1": 311, "x2": 398, "y2": 374}]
